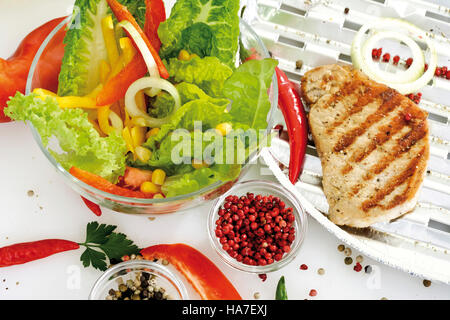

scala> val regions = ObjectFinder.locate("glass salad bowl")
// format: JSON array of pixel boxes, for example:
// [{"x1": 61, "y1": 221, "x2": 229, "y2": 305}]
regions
[{"x1": 25, "y1": 16, "x2": 278, "y2": 214}]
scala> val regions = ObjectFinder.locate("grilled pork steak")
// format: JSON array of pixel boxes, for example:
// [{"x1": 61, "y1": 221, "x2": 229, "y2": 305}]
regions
[{"x1": 301, "y1": 64, "x2": 429, "y2": 228}]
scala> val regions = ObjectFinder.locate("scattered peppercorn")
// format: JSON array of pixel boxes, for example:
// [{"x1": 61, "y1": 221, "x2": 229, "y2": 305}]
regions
[
  {"x1": 215, "y1": 192, "x2": 296, "y2": 266},
  {"x1": 406, "y1": 57, "x2": 413, "y2": 68},
  {"x1": 258, "y1": 274, "x2": 267, "y2": 282},
  {"x1": 317, "y1": 268, "x2": 325, "y2": 275},
  {"x1": 106, "y1": 271, "x2": 170, "y2": 300},
  {"x1": 300, "y1": 264, "x2": 308, "y2": 270},
  {"x1": 295, "y1": 60, "x2": 303, "y2": 70},
  {"x1": 393, "y1": 55, "x2": 400, "y2": 65},
  {"x1": 344, "y1": 248, "x2": 352, "y2": 256},
  {"x1": 344, "y1": 257, "x2": 353, "y2": 265},
  {"x1": 27, "y1": 190, "x2": 35, "y2": 197},
  {"x1": 254, "y1": 292, "x2": 261, "y2": 299},
  {"x1": 382, "y1": 53, "x2": 390, "y2": 62},
  {"x1": 423, "y1": 280, "x2": 432, "y2": 287},
  {"x1": 356, "y1": 255, "x2": 363, "y2": 263},
  {"x1": 364, "y1": 265, "x2": 372, "y2": 274},
  {"x1": 309, "y1": 289, "x2": 317, "y2": 297},
  {"x1": 353, "y1": 262, "x2": 362, "y2": 272},
  {"x1": 337, "y1": 244, "x2": 345, "y2": 252},
  {"x1": 344, "y1": 7, "x2": 349, "y2": 14}
]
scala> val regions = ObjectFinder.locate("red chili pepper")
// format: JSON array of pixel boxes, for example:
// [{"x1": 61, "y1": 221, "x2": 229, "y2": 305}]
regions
[
  {"x1": 275, "y1": 67, "x2": 308, "y2": 183},
  {"x1": 96, "y1": 54, "x2": 148, "y2": 106},
  {"x1": 0, "y1": 17, "x2": 67, "y2": 122},
  {"x1": 0, "y1": 239, "x2": 79, "y2": 268},
  {"x1": 70, "y1": 166, "x2": 152, "y2": 199},
  {"x1": 81, "y1": 197, "x2": 102, "y2": 216},
  {"x1": 106, "y1": 0, "x2": 169, "y2": 79},
  {"x1": 245, "y1": 52, "x2": 308, "y2": 183},
  {"x1": 144, "y1": 0, "x2": 166, "y2": 52},
  {"x1": 141, "y1": 244, "x2": 242, "y2": 300}
]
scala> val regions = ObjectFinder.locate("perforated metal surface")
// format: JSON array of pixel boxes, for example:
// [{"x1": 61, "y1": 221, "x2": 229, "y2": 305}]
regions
[{"x1": 244, "y1": 0, "x2": 450, "y2": 283}]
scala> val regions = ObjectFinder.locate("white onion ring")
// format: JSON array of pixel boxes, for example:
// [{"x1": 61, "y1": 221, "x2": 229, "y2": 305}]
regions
[{"x1": 125, "y1": 77, "x2": 181, "y2": 128}]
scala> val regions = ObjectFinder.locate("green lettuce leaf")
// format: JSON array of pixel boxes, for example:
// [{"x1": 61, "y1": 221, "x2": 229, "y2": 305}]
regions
[
  {"x1": 5, "y1": 93, "x2": 126, "y2": 182},
  {"x1": 58, "y1": 0, "x2": 145, "y2": 96},
  {"x1": 150, "y1": 82, "x2": 229, "y2": 118},
  {"x1": 161, "y1": 164, "x2": 241, "y2": 197},
  {"x1": 165, "y1": 57, "x2": 233, "y2": 97},
  {"x1": 223, "y1": 58, "x2": 278, "y2": 130},
  {"x1": 158, "y1": 0, "x2": 240, "y2": 68}
]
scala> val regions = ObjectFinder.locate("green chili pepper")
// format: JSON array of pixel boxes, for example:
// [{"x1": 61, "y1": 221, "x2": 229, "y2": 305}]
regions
[{"x1": 275, "y1": 276, "x2": 288, "y2": 300}]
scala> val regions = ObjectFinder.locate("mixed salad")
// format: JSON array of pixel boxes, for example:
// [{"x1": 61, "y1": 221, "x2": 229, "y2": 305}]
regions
[{"x1": 5, "y1": 0, "x2": 278, "y2": 199}]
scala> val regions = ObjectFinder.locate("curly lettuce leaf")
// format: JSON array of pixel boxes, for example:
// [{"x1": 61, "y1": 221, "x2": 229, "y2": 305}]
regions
[
  {"x1": 161, "y1": 164, "x2": 241, "y2": 197},
  {"x1": 158, "y1": 0, "x2": 240, "y2": 68},
  {"x1": 223, "y1": 58, "x2": 278, "y2": 130},
  {"x1": 5, "y1": 93, "x2": 126, "y2": 182},
  {"x1": 58, "y1": 0, "x2": 146, "y2": 96},
  {"x1": 165, "y1": 56, "x2": 233, "y2": 97},
  {"x1": 151, "y1": 82, "x2": 229, "y2": 118}
]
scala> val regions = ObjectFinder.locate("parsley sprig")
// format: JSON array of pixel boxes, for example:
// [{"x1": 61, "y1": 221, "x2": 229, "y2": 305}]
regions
[{"x1": 78, "y1": 222, "x2": 140, "y2": 271}]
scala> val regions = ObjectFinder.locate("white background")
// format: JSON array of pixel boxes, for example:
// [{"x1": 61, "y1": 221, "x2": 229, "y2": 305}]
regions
[{"x1": 0, "y1": 0, "x2": 449, "y2": 300}]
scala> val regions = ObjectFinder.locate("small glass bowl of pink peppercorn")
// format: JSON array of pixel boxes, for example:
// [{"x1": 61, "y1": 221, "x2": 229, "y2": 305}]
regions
[{"x1": 207, "y1": 179, "x2": 308, "y2": 273}]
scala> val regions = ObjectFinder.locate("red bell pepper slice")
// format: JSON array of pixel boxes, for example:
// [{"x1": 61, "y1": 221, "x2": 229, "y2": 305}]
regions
[
  {"x1": 0, "y1": 17, "x2": 67, "y2": 122},
  {"x1": 141, "y1": 243, "x2": 242, "y2": 300},
  {"x1": 106, "y1": 0, "x2": 169, "y2": 79},
  {"x1": 81, "y1": 197, "x2": 102, "y2": 216},
  {"x1": 144, "y1": 0, "x2": 166, "y2": 52},
  {"x1": 70, "y1": 166, "x2": 152, "y2": 199},
  {"x1": 96, "y1": 54, "x2": 148, "y2": 106}
]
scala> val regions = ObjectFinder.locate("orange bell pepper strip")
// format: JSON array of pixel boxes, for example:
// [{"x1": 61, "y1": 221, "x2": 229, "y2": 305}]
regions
[
  {"x1": 106, "y1": 0, "x2": 169, "y2": 79},
  {"x1": 144, "y1": 0, "x2": 166, "y2": 52},
  {"x1": 70, "y1": 166, "x2": 152, "y2": 199},
  {"x1": 141, "y1": 243, "x2": 242, "y2": 300},
  {"x1": 96, "y1": 54, "x2": 148, "y2": 106}
]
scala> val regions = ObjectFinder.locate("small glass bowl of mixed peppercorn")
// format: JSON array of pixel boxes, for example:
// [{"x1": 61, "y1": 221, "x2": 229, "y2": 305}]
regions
[
  {"x1": 89, "y1": 259, "x2": 189, "y2": 300},
  {"x1": 207, "y1": 180, "x2": 308, "y2": 273}
]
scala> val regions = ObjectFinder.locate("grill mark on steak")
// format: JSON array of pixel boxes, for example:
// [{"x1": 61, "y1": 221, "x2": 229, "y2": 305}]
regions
[
  {"x1": 340, "y1": 112, "x2": 414, "y2": 175},
  {"x1": 333, "y1": 89, "x2": 399, "y2": 153},
  {"x1": 361, "y1": 146, "x2": 426, "y2": 212},
  {"x1": 326, "y1": 84, "x2": 386, "y2": 134},
  {"x1": 365, "y1": 120, "x2": 428, "y2": 180}
]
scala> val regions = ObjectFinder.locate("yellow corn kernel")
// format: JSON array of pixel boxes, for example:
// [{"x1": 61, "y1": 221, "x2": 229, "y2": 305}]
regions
[
  {"x1": 140, "y1": 181, "x2": 160, "y2": 194},
  {"x1": 189, "y1": 53, "x2": 199, "y2": 59},
  {"x1": 215, "y1": 122, "x2": 232, "y2": 136},
  {"x1": 101, "y1": 15, "x2": 119, "y2": 66},
  {"x1": 135, "y1": 146, "x2": 152, "y2": 163},
  {"x1": 130, "y1": 126, "x2": 146, "y2": 147},
  {"x1": 152, "y1": 169, "x2": 166, "y2": 186},
  {"x1": 146, "y1": 127, "x2": 160, "y2": 139},
  {"x1": 153, "y1": 193, "x2": 165, "y2": 199},
  {"x1": 178, "y1": 49, "x2": 191, "y2": 61},
  {"x1": 192, "y1": 160, "x2": 209, "y2": 169}
]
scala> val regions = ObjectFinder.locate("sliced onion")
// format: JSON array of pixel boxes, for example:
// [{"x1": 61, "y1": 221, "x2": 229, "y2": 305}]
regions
[
  {"x1": 362, "y1": 31, "x2": 424, "y2": 84},
  {"x1": 351, "y1": 18, "x2": 437, "y2": 94},
  {"x1": 108, "y1": 110, "x2": 124, "y2": 131},
  {"x1": 125, "y1": 77, "x2": 181, "y2": 128},
  {"x1": 117, "y1": 21, "x2": 161, "y2": 97}
]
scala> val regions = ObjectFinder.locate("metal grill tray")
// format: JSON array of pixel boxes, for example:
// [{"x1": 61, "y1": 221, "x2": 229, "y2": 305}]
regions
[{"x1": 243, "y1": 0, "x2": 450, "y2": 284}]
